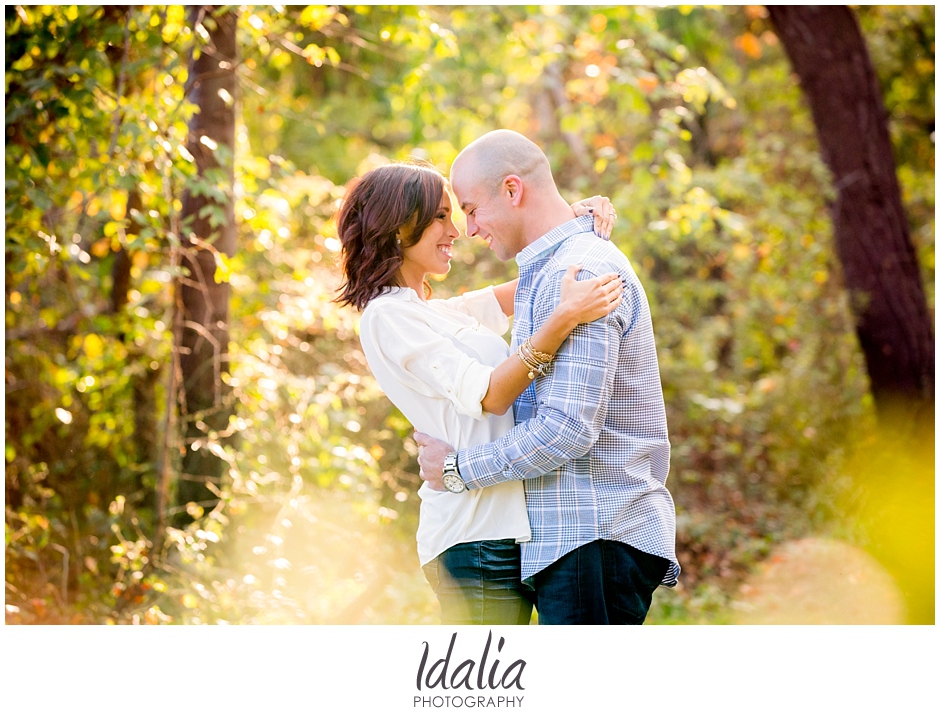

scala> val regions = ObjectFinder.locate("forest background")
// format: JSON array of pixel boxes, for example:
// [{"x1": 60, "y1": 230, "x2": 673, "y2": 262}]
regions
[{"x1": 5, "y1": 5, "x2": 935, "y2": 625}]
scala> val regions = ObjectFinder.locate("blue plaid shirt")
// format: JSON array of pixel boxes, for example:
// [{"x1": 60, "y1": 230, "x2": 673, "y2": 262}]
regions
[{"x1": 457, "y1": 215, "x2": 680, "y2": 588}]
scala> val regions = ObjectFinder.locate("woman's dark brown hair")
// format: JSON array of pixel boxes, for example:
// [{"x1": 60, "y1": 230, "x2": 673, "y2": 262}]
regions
[{"x1": 334, "y1": 162, "x2": 446, "y2": 310}]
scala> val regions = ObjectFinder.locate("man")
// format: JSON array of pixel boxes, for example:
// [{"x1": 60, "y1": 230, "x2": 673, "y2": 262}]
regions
[{"x1": 416, "y1": 129, "x2": 679, "y2": 624}]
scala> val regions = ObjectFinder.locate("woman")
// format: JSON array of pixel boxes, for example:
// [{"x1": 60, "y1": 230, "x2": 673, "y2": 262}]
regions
[{"x1": 335, "y1": 162, "x2": 620, "y2": 624}]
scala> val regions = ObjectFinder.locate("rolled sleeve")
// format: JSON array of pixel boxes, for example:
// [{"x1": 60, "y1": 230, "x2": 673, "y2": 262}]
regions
[
  {"x1": 361, "y1": 300, "x2": 494, "y2": 420},
  {"x1": 417, "y1": 347, "x2": 494, "y2": 419}
]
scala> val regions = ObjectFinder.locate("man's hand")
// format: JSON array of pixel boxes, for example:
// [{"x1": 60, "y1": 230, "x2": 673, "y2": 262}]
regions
[{"x1": 414, "y1": 431, "x2": 455, "y2": 492}]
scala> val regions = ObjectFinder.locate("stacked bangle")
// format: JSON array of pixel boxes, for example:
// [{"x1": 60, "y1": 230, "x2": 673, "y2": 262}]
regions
[{"x1": 517, "y1": 338, "x2": 554, "y2": 380}]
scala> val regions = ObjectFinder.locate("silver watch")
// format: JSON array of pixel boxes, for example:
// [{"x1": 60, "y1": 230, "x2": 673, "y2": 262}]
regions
[{"x1": 441, "y1": 452, "x2": 467, "y2": 494}]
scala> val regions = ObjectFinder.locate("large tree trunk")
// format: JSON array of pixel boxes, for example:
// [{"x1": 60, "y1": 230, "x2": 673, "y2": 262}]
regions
[
  {"x1": 767, "y1": 5, "x2": 934, "y2": 427},
  {"x1": 768, "y1": 4, "x2": 934, "y2": 625},
  {"x1": 176, "y1": 6, "x2": 238, "y2": 518}
]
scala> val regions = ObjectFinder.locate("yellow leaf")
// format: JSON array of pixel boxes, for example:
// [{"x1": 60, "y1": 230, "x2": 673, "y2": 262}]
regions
[
  {"x1": 732, "y1": 243, "x2": 751, "y2": 260},
  {"x1": 83, "y1": 333, "x2": 104, "y2": 360},
  {"x1": 181, "y1": 593, "x2": 198, "y2": 609},
  {"x1": 214, "y1": 252, "x2": 232, "y2": 284}
]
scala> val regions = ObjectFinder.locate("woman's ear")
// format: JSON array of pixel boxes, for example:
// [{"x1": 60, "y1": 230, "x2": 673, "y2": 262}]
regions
[{"x1": 398, "y1": 213, "x2": 418, "y2": 245}]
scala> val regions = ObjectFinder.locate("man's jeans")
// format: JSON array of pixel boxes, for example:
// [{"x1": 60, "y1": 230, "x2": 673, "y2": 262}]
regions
[
  {"x1": 533, "y1": 539, "x2": 669, "y2": 625},
  {"x1": 423, "y1": 539, "x2": 533, "y2": 625}
]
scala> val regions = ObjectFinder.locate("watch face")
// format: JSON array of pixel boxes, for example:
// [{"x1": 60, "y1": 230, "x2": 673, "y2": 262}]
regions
[{"x1": 443, "y1": 474, "x2": 465, "y2": 493}]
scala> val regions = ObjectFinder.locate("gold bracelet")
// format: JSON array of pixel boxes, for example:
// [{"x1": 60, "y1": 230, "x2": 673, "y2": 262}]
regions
[
  {"x1": 517, "y1": 338, "x2": 554, "y2": 379},
  {"x1": 521, "y1": 338, "x2": 553, "y2": 364},
  {"x1": 516, "y1": 349, "x2": 537, "y2": 379}
]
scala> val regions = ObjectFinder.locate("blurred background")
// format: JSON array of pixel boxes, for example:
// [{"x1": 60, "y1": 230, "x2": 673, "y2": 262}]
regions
[{"x1": 5, "y1": 5, "x2": 934, "y2": 625}]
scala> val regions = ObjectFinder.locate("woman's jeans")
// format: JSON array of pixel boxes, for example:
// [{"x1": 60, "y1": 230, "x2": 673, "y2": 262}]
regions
[{"x1": 423, "y1": 539, "x2": 533, "y2": 625}]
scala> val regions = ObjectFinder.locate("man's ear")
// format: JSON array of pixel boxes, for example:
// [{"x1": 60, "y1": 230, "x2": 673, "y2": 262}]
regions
[{"x1": 503, "y1": 175, "x2": 523, "y2": 206}]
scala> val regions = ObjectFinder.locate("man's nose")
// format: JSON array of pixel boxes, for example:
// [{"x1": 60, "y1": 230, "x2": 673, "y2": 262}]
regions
[{"x1": 465, "y1": 215, "x2": 478, "y2": 237}]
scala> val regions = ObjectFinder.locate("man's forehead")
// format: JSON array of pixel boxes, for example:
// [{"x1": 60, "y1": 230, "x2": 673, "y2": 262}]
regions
[
  {"x1": 449, "y1": 159, "x2": 480, "y2": 202},
  {"x1": 450, "y1": 175, "x2": 477, "y2": 211}
]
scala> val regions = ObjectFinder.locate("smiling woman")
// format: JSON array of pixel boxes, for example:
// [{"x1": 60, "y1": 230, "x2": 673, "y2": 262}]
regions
[
  {"x1": 397, "y1": 191, "x2": 461, "y2": 292},
  {"x1": 334, "y1": 161, "x2": 623, "y2": 624},
  {"x1": 334, "y1": 162, "x2": 446, "y2": 310}
]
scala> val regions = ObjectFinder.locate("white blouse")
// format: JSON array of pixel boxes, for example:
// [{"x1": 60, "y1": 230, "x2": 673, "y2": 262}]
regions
[{"x1": 358, "y1": 285, "x2": 531, "y2": 566}]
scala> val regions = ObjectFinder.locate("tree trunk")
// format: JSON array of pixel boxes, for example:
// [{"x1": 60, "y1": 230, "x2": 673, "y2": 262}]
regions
[
  {"x1": 176, "y1": 5, "x2": 238, "y2": 518},
  {"x1": 110, "y1": 187, "x2": 140, "y2": 316},
  {"x1": 770, "y1": 5, "x2": 934, "y2": 626},
  {"x1": 767, "y1": 5, "x2": 934, "y2": 427}
]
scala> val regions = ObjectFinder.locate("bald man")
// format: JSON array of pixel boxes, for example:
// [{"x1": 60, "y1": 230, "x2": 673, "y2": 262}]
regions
[{"x1": 416, "y1": 130, "x2": 679, "y2": 624}]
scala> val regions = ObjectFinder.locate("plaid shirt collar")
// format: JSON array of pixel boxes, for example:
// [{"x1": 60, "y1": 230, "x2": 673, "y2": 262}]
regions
[{"x1": 517, "y1": 215, "x2": 596, "y2": 269}]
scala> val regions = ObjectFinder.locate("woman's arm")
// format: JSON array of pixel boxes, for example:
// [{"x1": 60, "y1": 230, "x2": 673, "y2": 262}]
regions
[
  {"x1": 480, "y1": 265, "x2": 622, "y2": 415},
  {"x1": 571, "y1": 195, "x2": 617, "y2": 239},
  {"x1": 491, "y1": 279, "x2": 518, "y2": 317}
]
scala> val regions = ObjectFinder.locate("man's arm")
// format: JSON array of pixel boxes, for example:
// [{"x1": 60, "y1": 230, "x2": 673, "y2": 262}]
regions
[{"x1": 418, "y1": 262, "x2": 639, "y2": 490}]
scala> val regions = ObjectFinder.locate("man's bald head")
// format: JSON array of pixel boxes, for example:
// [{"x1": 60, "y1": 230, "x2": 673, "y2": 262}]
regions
[
  {"x1": 450, "y1": 130, "x2": 575, "y2": 256},
  {"x1": 451, "y1": 129, "x2": 555, "y2": 196}
]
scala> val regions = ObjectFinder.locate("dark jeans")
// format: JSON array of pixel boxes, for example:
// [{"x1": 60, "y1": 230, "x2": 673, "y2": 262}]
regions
[
  {"x1": 423, "y1": 539, "x2": 533, "y2": 625},
  {"x1": 533, "y1": 539, "x2": 669, "y2": 625}
]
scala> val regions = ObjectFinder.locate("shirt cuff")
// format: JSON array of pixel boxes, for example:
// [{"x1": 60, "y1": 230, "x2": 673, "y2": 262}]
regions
[{"x1": 457, "y1": 442, "x2": 515, "y2": 489}]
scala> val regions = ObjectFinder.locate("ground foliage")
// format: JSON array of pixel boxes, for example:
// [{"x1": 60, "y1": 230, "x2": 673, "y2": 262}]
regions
[{"x1": 5, "y1": 5, "x2": 934, "y2": 624}]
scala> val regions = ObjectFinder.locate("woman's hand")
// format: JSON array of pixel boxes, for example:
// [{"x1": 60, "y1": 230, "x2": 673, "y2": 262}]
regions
[
  {"x1": 571, "y1": 195, "x2": 617, "y2": 240},
  {"x1": 559, "y1": 264, "x2": 624, "y2": 325}
]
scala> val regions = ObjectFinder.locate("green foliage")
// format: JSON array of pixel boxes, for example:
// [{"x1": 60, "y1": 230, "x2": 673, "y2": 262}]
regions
[{"x1": 6, "y1": 5, "x2": 934, "y2": 624}]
